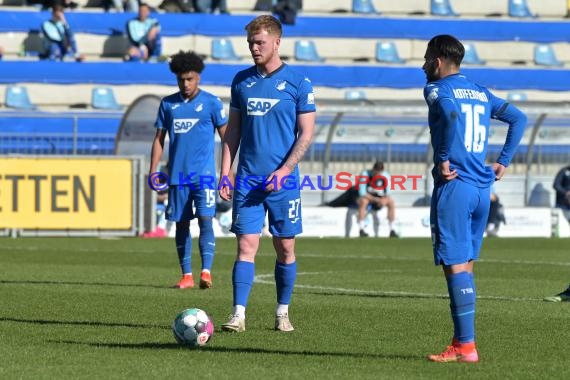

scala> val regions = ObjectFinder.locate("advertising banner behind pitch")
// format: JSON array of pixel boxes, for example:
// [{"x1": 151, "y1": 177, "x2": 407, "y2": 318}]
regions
[{"x1": 0, "y1": 158, "x2": 132, "y2": 229}]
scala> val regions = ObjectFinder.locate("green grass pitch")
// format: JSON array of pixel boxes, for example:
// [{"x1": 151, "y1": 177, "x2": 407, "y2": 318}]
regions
[{"x1": 0, "y1": 237, "x2": 568, "y2": 379}]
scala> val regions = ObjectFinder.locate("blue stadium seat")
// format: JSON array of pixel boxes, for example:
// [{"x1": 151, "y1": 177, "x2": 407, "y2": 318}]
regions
[
  {"x1": 508, "y1": 0, "x2": 536, "y2": 18},
  {"x1": 211, "y1": 38, "x2": 242, "y2": 61},
  {"x1": 506, "y1": 92, "x2": 528, "y2": 102},
  {"x1": 5, "y1": 85, "x2": 37, "y2": 110},
  {"x1": 462, "y1": 43, "x2": 486, "y2": 65},
  {"x1": 352, "y1": 0, "x2": 380, "y2": 14},
  {"x1": 344, "y1": 90, "x2": 367, "y2": 100},
  {"x1": 430, "y1": 0, "x2": 459, "y2": 16},
  {"x1": 91, "y1": 87, "x2": 123, "y2": 110},
  {"x1": 294, "y1": 40, "x2": 325, "y2": 62},
  {"x1": 375, "y1": 42, "x2": 405, "y2": 64},
  {"x1": 534, "y1": 44, "x2": 564, "y2": 67}
]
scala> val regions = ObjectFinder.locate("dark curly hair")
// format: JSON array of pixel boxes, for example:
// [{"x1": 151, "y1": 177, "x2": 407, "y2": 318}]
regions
[{"x1": 169, "y1": 50, "x2": 205, "y2": 75}]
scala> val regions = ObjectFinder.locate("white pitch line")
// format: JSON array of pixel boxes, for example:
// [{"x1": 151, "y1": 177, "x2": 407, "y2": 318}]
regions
[
  {"x1": 300, "y1": 252, "x2": 570, "y2": 267},
  {"x1": 2, "y1": 246, "x2": 570, "y2": 267},
  {"x1": 254, "y1": 272, "x2": 542, "y2": 302}
]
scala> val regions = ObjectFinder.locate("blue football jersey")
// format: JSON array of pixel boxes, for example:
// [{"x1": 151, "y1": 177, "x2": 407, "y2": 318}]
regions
[
  {"x1": 424, "y1": 73, "x2": 507, "y2": 187},
  {"x1": 230, "y1": 64, "x2": 316, "y2": 178},
  {"x1": 155, "y1": 90, "x2": 228, "y2": 185}
]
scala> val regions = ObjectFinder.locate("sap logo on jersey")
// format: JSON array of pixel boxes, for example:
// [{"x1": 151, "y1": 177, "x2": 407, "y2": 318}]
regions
[
  {"x1": 173, "y1": 118, "x2": 199, "y2": 133},
  {"x1": 247, "y1": 98, "x2": 280, "y2": 116}
]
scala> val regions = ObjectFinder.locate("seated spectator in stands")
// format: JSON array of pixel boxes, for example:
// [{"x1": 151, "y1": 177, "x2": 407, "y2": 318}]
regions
[
  {"x1": 272, "y1": 0, "x2": 302, "y2": 25},
  {"x1": 124, "y1": 3, "x2": 163, "y2": 62},
  {"x1": 325, "y1": 161, "x2": 399, "y2": 238},
  {"x1": 486, "y1": 185, "x2": 506, "y2": 237},
  {"x1": 41, "y1": 0, "x2": 78, "y2": 10},
  {"x1": 193, "y1": 0, "x2": 229, "y2": 13},
  {"x1": 553, "y1": 164, "x2": 570, "y2": 222},
  {"x1": 40, "y1": 3, "x2": 85, "y2": 62},
  {"x1": 105, "y1": 0, "x2": 140, "y2": 13},
  {"x1": 356, "y1": 161, "x2": 399, "y2": 238}
]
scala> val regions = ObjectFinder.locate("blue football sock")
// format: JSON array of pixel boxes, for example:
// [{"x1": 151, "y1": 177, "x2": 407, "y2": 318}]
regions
[
  {"x1": 446, "y1": 271, "x2": 476, "y2": 343},
  {"x1": 198, "y1": 218, "x2": 215, "y2": 272},
  {"x1": 175, "y1": 222, "x2": 192, "y2": 274},
  {"x1": 233, "y1": 261, "x2": 255, "y2": 307},
  {"x1": 275, "y1": 261, "x2": 297, "y2": 305}
]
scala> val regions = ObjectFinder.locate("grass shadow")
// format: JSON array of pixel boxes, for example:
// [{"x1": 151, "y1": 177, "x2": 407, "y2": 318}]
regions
[
  {"x1": 0, "y1": 279, "x2": 170, "y2": 289},
  {"x1": 0, "y1": 316, "x2": 168, "y2": 330},
  {"x1": 54, "y1": 340, "x2": 420, "y2": 360}
]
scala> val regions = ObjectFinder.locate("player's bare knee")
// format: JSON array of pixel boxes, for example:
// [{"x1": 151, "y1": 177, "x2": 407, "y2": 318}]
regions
[{"x1": 237, "y1": 234, "x2": 259, "y2": 260}]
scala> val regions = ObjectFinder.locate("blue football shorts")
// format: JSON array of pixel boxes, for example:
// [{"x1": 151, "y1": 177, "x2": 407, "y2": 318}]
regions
[
  {"x1": 165, "y1": 185, "x2": 217, "y2": 222},
  {"x1": 231, "y1": 178, "x2": 303, "y2": 237},
  {"x1": 430, "y1": 179, "x2": 490, "y2": 266}
]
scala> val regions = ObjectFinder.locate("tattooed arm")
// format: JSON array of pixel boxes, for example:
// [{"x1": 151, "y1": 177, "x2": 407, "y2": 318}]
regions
[{"x1": 265, "y1": 111, "x2": 316, "y2": 192}]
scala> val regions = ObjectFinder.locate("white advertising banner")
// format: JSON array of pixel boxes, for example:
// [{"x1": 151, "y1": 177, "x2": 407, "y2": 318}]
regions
[{"x1": 174, "y1": 207, "x2": 568, "y2": 238}]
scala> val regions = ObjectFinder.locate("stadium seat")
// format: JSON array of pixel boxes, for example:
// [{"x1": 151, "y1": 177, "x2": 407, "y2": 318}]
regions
[
  {"x1": 211, "y1": 38, "x2": 242, "y2": 61},
  {"x1": 352, "y1": 0, "x2": 380, "y2": 14},
  {"x1": 4, "y1": 85, "x2": 37, "y2": 110},
  {"x1": 533, "y1": 44, "x2": 564, "y2": 67},
  {"x1": 294, "y1": 40, "x2": 325, "y2": 62},
  {"x1": 506, "y1": 92, "x2": 528, "y2": 102},
  {"x1": 91, "y1": 87, "x2": 122, "y2": 110},
  {"x1": 462, "y1": 43, "x2": 486, "y2": 65},
  {"x1": 508, "y1": 0, "x2": 536, "y2": 18},
  {"x1": 430, "y1": 0, "x2": 459, "y2": 16},
  {"x1": 344, "y1": 90, "x2": 367, "y2": 100},
  {"x1": 375, "y1": 42, "x2": 405, "y2": 64},
  {"x1": 528, "y1": 183, "x2": 551, "y2": 207}
]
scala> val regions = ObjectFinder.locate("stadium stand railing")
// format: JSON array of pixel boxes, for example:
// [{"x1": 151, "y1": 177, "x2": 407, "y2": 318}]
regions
[{"x1": 0, "y1": 112, "x2": 121, "y2": 155}]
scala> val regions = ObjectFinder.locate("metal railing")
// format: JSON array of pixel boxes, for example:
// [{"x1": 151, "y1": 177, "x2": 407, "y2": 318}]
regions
[{"x1": 0, "y1": 112, "x2": 121, "y2": 156}]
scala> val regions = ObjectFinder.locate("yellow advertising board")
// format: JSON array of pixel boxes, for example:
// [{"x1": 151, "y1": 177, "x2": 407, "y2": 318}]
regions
[{"x1": 0, "y1": 158, "x2": 132, "y2": 229}]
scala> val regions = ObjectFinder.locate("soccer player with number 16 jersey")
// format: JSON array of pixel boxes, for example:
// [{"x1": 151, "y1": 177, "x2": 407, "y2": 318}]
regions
[{"x1": 423, "y1": 35, "x2": 527, "y2": 362}]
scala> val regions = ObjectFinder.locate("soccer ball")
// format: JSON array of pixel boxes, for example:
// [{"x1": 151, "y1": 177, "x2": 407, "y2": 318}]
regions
[{"x1": 172, "y1": 308, "x2": 214, "y2": 348}]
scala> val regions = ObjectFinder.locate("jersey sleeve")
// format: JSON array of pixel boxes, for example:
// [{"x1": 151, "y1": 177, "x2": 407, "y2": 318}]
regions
[
  {"x1": 154, "y1": 100, "x2": 166, "y2": 129},
  {"x1": 296, "y1": 77, "x2": 316, "y2": 114},
  {"x1": 424, "y1": 83, "x2": 456, "y2": 162},
  {"x1": 229, "y1": 75, "x2": 241, "y2": 111},
  {"x1": 126, "y1": 20, "x2": 141, "y2": 45},
  {"x1": 149, "y1": 17, "x2": 160, "y2": 32},
  {"x1": 487, "y1": 90, "x2": 527, "y2": 167},
  {"x1": 212, "y1": 97, "x2": 228, "y2": 128},
  {"x1": 487, "y1": 90, "x2": 508, "y2": 116},
  {"x1": 41, "y1": 20, "x2": 62, "y2": 43},
  {"x1": 423, "y1": 82, "x2": 454, "y2": 107}
]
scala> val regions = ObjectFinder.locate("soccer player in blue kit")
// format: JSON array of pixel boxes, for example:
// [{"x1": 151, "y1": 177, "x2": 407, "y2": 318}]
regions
[
  {"x1": 422, "y1": 35, "x2": 526, "y2": 362},
  {"x1": 218, "y1": 15, "x2": 316, "y2": 332},
  {"x1": 149, "y1": 50, "x2": 228, "y2": 289}
]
